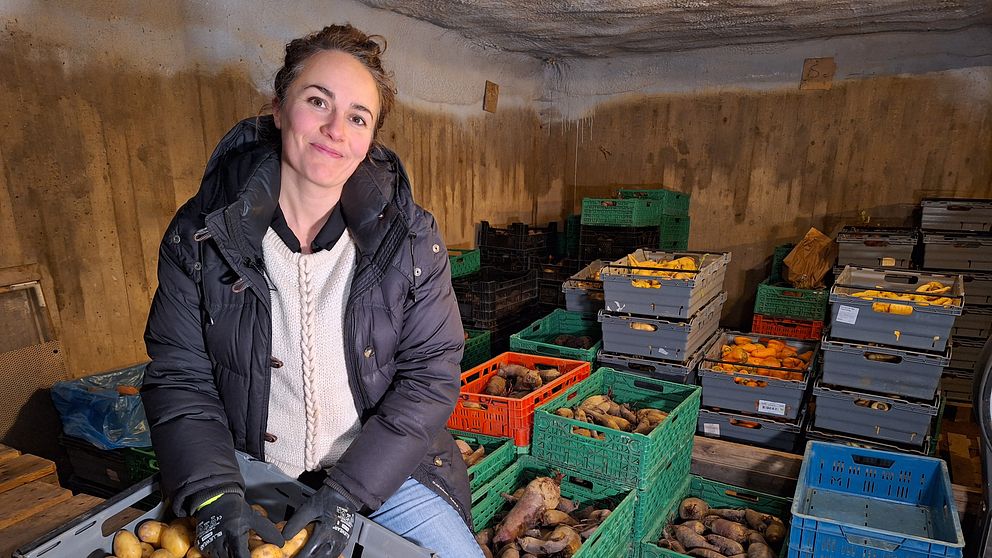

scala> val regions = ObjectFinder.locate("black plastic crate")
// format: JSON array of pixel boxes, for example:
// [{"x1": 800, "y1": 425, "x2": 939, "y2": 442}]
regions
[
  {"x1": 578, "y1": 224, "x2": 660, "y2": 263},
  {"x1": 479, "y1": 246, "x2": 541, "y2": 272},
  {"x1": 478, "y1": 220, "x2": 555, "y2": 252},
  {"x1": 532, "y1": 257, "x2": 581, "y2": 309},
  {"x1": 453, "y1": 267, "x2": 538, "y2": 326}
]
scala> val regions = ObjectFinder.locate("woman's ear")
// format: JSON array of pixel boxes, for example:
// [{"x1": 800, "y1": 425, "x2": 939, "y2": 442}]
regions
[{"x1": 272, "y1": 98, "x2": 282, "y2": 129}]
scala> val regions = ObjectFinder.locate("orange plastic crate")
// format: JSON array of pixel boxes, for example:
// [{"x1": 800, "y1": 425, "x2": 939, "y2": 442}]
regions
[
  {"x1": 447, "y1": 352, "x2": 592, "y2": 447},
  {"x1": 751, "y1": 313, "x2": 824, "y2": 340}
]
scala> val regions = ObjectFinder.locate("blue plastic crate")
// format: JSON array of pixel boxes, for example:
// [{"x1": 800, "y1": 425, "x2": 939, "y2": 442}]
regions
[{"x1": 788, "y1": 441, "x2": 964, "y2": 558}]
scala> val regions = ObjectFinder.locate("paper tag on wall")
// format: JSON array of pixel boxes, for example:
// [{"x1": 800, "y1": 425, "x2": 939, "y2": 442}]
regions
[
  {"x1": 836, "y1": 305, "x2": 859, "y2": 325},
  {"x1": 758, "y1": 400, "x2": 787, "y2": 416},
  {"x1": 703, "y1": 423, "x2": 720, "y2": 436}
]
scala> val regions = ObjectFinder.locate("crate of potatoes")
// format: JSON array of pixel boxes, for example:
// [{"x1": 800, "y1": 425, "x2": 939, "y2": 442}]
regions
[
  {"x1": 698, "y1": 331, "x2": 818, "y2": 421},
  {"x1": 599, "y1": 292, "x2": 726, "y2": 362},
  {"x1": 828, "y1": 266, "x2": 963, "y2": 352},
  {"x1": 600, "y1": 249, "x2": 730, "y2": 319}
]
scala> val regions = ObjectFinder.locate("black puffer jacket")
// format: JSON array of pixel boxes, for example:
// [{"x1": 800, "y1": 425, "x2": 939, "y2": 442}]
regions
[{"x1": 141, "y1": 116, "x2": 470, "y2": 525}]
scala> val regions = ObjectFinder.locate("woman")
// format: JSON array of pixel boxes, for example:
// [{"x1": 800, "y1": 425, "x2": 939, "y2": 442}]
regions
[{"x1": 142, "y1": 24, "x2": 480, "y2": 558}]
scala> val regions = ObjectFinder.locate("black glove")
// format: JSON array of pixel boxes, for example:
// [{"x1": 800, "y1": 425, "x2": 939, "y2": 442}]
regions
[
  {"x1": 281, "y1": 483, "x2": 357, "y2": 558},
  {"x1": 193, "y1": 493, "x2": 284, "y2": 558}
]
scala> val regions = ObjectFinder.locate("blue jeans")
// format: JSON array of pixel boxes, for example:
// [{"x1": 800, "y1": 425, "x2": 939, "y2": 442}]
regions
[{"x1": 369, "y1": 477, "x2": 484, "y2": 558}]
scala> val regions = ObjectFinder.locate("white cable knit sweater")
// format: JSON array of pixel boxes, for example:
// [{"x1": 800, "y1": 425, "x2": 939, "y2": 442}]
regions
[{"x1": 262, "y1": 227, "x2": 361, "y2": 478}]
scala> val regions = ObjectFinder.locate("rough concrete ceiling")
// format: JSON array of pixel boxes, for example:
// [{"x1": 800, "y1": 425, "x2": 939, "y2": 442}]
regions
[{"x1": 357, "y1": 0, "x2": 992, "y2": 58}]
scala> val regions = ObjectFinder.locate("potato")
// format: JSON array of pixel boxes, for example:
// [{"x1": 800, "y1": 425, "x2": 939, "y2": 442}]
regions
[
  {"x1": 250, "y1": 543, "x2": 285, "y2": 558},
  {"x1": 281, "y1": 523, "x2": 313, "y2": 557},
  {"x1": 137, "y1": 520, "x2": 168, "y2": 546},
  {"x1": 114, "y1": 529, "x2": 143, "y2": 558},
  {"x1": 186, "y1": 548, "x2": 205, "y2": 558},
  {"x1": 150, "y1": 550, "x2": 177, "y2": 558},
  {"x1": 160, "y1": 525, "x2": 193, "y2": 557},
  {"x1": 140, "y1": 542, "x2": 155, "y2": 558}
]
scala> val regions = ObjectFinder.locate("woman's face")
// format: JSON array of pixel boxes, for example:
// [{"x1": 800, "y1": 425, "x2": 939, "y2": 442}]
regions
[{"x1": 274, "y1": 49, "x2": 380, "y2": 193}]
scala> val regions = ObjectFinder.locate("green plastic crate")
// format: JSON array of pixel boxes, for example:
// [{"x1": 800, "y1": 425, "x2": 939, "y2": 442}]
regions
[
  {"x1": 618, "y1": 188, "x2": 691, "y2": 215},
  {"x1": 658, "y1": 215, "x2": 690, "y2": 241},
  {"x1": 461, "y1": 328, "x2": 491, "y2": 371},
  {"x1": 509, "y1": 309, "x2": 602, "y2": 363},
  {"x1": 640, "y1": 475, "x2": 792, "y2": 558},
  {"x1": 754, "y1": 279, "x2": 829, "y2": 321},
  {"x1": 770, "y1": 243, "x2": 795, "y2": 283},
  {"x1": 631, "y1": 441, "x2": 693, "y2": 546},
  {"x1": 530, "y1": 367, "x2": 701, "y2": 490},
  {"x1": 448, "y1": 248, "x2": 481, "y2": 279},
  {"x1": 565, "y1": 214, "x2": 581, "y2": 258},
  {"x1": 449, "y1": 430, "x2": 516, "y2": 494},
  {"x1": 658, "y1": 237, "x2": 689, "y2": 251},
  {"x1": 472, "y1": 456, "x2": 636, "y2": 558},
  {"x1": 123, "y1": 447, "x2": 158, "y2": 483},
  {"x1": 581, "y1": 198, "x2": 665, "y2": 227}
]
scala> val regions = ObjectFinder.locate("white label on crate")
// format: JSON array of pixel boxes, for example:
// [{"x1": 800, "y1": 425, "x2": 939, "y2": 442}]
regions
[
  {"x1": 758, "y1": 400, "x2": 787, "y2": 416},
  {"x1": 657, "y1": 347, "x2": 670, "y2": 356},
  {"x1": 703, "y1": 423, "x2": 721, "y2": 436},
  {"x1": 611, "y1": 301, "x2": 626, "y2": 312},
  {"x1": 836, "y1": 305, "x2": 859, "y2": 324},
  {"x1": 881, "y1": 257, "x2": 896, "y2": 267}
]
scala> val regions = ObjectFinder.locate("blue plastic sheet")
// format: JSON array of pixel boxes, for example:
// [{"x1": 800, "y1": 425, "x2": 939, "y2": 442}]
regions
[{"x1": 51, "y1": 363, "x2": 151, "y2": 450}]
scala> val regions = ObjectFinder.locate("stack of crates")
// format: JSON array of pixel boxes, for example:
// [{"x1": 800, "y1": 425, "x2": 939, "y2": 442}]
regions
[
  {"x1": 452, "y1": 222, "x2": 553, "y2": 354},
  {"x1": 596, "y1": 249, "x2": 730, "y2": 387},
  {"x1": 696, "y1": 330, "x2": 818, "y2": 453},
  {"x1": 448, "y1": 248, "x2": 493, "y2": 370},
  {"x1": 530, "y1": 366, "x2": 702, "y2": 557},
  {"x1": 808, "y1": 265, "x2": 961, "y2": 455},
  {"x1": 919, "y1": 198, "x2": 992, "y2": 403},
  {"x1": 751, "y1": 244, "x2": 829, "y2": 340},
  {"x1": 579, "y1": 187, "x2": 690, "y2": 263}
]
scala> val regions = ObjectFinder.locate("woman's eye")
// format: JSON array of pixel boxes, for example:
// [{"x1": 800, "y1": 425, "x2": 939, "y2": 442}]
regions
[
  {"x1": 350, "y1": 115, "x2": 368, "y2": 127},
  {"x1": 308, "y1": 97, "x2": 327, "y2": 109}
]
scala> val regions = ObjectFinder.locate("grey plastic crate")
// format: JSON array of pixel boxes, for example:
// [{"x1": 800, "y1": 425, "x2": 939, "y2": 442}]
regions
[
  {"x1": 923, "y1": 232, "x2": 992, "y2": 271},
  {"x1": 940, "y1": 368, "x2": 975, "y2": 403},
  {"x1": 600, "y1": 249, "x2": 730, "y2": 319},
  {"x1": 14, "y1": 452, "x2": 436, "y2": 558},
  {"x1": 921, "y1": 198, "x2": 992, "y2": 232},
  {"x1": 804, "y1": 424, "x2": 933, "y2": 457},
  {"x1": 951, "y1": 305, "x2": 992, "y2": 339},
  {"x1": 949, "y1": 336, "x2": 986, "y2": 372},
  {"x1": 812, "y1": 380, "x2": 939, "y2": 447},
  {"x1": 829, "y1": 266, "x2": 963, "y2": 352},
  {"x1": 820, "y1": 338, "x2": 950, "y2": 400},
  {"x1": 562, "y1": 259, "x2": 605, "y2": 314},
  {"x1": 595, "y1": 335, "x2": 714, "y2": 384},
  {"x1": 697, "y1": 330, "x2": 819, "y2": 421},
  {"x1": 697, "y1": 407, "x2": 806, "y2": 453},
  {"x1": 598, "y1": 292, "x2": 725, "y2": 362},
  {"x1": 960, "y1": 271, "x2": 992, "y2": 305},
  {"x1": 836, "y1": 226, "x2": 918, "y2": 269}
]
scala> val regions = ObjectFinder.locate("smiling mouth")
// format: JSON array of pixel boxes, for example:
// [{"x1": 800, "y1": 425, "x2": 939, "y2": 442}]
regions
[{"x1": 311, "y1": 143, "x2": 342, "y2": 158}]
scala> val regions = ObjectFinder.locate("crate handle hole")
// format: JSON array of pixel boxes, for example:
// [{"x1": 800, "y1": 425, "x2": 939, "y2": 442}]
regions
[
  {"x1": 863, "y1": 352, "x2": 902, "y2": 364},
  {"x1": 946, "y1": 205, "x2": 973, "y2": 212},
  {"x1": 632, "y1": 379, "x2": 667, "y2": 393},
  {"x1": 629, "y1": 322, "x2": 658, "y2": 332},
  {"x1": 882, "y1": 273, "x2": 919, "y2": 285},
  {"x1": 566, "y1": 476, "x2": 594, "y2": 489},
  {"x1": 781, "y1": 291, "x2": 802, "y2": 298},
  {"x1": 565, "y1": 391, "x2": 579, "y2": 401},
  {"x1": 864, "y1": 240, "x2": 891, "y2": 247},
  {"x1": 628, "y1": 363, "x2": 653, "y2": 373},
  {"x1": 729, "y1": 419, "x2": 762, "y2": 429},
  {"x1": 34, "y1": 540, "x2": 61, "y2": 557},
  {"x1": 723, "y1": 490, "x2": 759, "y2": 503},
  {"x1": 851, "y1": 455, "x2": 895, "y2": 468}
]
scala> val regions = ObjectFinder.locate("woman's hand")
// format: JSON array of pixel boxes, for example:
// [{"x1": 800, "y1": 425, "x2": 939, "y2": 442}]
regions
[
  {"x1": 194, "y1": 493, "x2": 284, "y2": 557},
  {"x1": 281, "y1": 484, "x2": 357, "y2": 557}
]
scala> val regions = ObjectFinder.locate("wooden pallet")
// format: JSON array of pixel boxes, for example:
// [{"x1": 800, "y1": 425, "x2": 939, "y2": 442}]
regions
[{"x1": 0, "y1": 443, "x2": 104, "y2": 557}]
